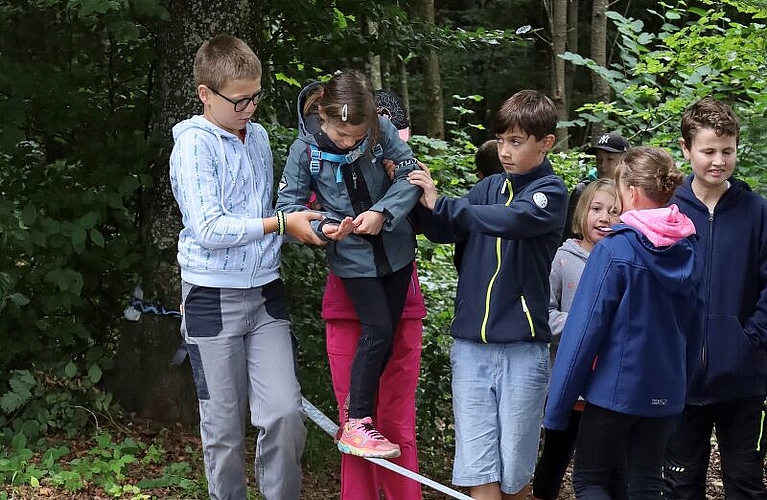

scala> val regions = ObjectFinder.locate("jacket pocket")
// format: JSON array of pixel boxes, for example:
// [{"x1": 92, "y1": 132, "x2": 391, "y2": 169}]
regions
[{"x1": 706, "y1": 315, "x2": 767, "y2": 385}]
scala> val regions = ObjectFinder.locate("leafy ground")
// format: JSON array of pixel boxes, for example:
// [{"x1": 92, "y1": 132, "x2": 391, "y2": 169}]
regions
[{"x1": 1, "y1": 417, "x2": 728, "y2": 499}]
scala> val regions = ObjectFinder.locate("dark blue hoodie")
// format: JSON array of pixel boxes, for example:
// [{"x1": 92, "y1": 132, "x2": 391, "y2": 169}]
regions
[{"x1": 672, "y1": 175, "x2": 767, "y2": 404}]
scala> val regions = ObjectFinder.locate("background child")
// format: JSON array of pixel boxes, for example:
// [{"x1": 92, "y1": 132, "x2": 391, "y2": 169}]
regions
[
  {"x1": 663, "y1": 96, "x2": 767, "y2": 499},
  {"x1": 408, "y1": 89, "x2": 567, "y2": 500},
  {"x1": 544, "y1": 146, "x2": 702, "y2": 498},
  {"x1": 323, "y1": 89, "x2": 425, "y2": 499},
  {"x1": 532, "y1": 178, "x2": 625, "y2": 500},
  {"x1": 475, "y1": 138, "x2": 505, "y2": 180},
  {"x1": 168, "y1": 35, "x2": 322, "y2": 500},
  {"x1": 276, "y1": 71, "x2": 422, "y2": 459},
  {"x1": 562, "y1": 132, "x2": 629, "y2": 241}
]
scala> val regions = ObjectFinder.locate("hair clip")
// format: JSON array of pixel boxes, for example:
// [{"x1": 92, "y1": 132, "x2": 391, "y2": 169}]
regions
[{"x1": 341, "y1": 104, "x2": 348, "y2": 122}]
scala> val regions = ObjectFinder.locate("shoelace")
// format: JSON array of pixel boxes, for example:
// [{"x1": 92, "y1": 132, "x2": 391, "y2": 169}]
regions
[{"x1": 359, "y1": 421, "x2": 386, "y2": 440}]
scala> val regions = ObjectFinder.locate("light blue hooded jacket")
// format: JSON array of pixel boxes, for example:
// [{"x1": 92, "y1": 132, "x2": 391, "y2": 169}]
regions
[{"x1": 169, "y1": 116, "x2": 280, "y2": 288}]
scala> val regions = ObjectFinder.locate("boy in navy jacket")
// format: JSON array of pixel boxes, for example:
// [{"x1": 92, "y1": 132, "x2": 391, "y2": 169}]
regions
[
  {"x1": 409, "y1": 90, "x2": 567, "y2": 500},
  {"x1": 663, "y1": 97, "x2": 767, "y2": 499}
]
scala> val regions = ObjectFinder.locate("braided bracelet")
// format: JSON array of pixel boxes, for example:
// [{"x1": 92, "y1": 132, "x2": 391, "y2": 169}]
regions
[{"x1": 276, "y1": 211, "x2": 286, "y2": 236}]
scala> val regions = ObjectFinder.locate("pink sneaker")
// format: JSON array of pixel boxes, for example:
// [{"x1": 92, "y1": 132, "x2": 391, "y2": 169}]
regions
[
  {"x1": 334, "y1": 394, "x2": 350, "y2": 443},
  {"x1": 337, "y1": 417, "x2": 401, "y2": 458}
]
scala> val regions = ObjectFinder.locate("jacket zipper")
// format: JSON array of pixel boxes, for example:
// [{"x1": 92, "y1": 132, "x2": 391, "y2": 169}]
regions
[
  {"x1": 700, "y1": 209, "x2": 715, "y2": 373},
  {"x1": 521, "y1": 295, "x2": 536, "y2": 338},
  {"x1": 480, "y1": 179, "x2": 514, "y2": 343}
]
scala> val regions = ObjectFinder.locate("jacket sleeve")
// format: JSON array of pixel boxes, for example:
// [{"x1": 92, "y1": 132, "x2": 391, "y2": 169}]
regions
[
  {"x1": 548, "y1": 252, "x2": 567, "y2": 342},
  {"x1": 432, "y1": 177, "x2": 567, "y2": 240},
  {"x1": 369, "y1": 118, "x2": 423, "y2": 225},
  {"x1": 543, "y1": 242, "x2": 622, "y2": 430},
  {"x1": 274, "y1": 140, "x2": 327, "y2": 239},
  {"x1": 170, "y1": 130, "x2": 265, "y2": 249},
  {"x1": 743, "y1": 219, "x2": 767, "y2": 348}
]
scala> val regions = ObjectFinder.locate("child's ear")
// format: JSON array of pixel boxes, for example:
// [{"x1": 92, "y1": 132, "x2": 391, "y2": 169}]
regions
[
  {"x1": 198, "y1": 85, "x2": 211, "y2": 105},
  {"x1": 541, "y1": 134, "x2": 556, "y2": 153},
  {"x1": 679, "y1": 137, "x2": 690, "y2": 160}
]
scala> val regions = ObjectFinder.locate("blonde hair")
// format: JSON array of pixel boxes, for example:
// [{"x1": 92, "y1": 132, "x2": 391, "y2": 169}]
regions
[
  {"x1": 571, "y1": 178, "x2": 618, "y2": 238},
  {"x1": 302, "y1": 70, "x2": 379, "y2": 148},
  {"x1": 193, "y1": 35, "x2": 262, "y2": 90},
  {"x1": 614, "y1": 146, "x2": 684, "y2": 206}
]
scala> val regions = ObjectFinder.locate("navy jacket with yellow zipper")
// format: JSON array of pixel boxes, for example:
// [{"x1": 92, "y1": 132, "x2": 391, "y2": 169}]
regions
[{"x1": 418, "y1": 158, "x2": 567, "y2": 344}]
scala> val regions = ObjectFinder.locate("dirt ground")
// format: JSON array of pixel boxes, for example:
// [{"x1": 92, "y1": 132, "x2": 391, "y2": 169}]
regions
[{"x1": 0, "y1": 419, "x2": 730, "y2": 499}]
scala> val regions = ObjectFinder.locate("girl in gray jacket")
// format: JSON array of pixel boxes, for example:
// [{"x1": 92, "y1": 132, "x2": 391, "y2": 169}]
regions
[{"x1": 276, "y1": 71, "x2": 422, "y2": 459}]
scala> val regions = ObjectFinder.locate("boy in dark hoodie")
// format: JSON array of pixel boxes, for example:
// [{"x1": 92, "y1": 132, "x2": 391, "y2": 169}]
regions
[
  {"x1": 663, "y1": 97, "x2": 767, "y2": 499},
  {"x1": 408, "y1": 90, "x2": 567, "y2": 500}
]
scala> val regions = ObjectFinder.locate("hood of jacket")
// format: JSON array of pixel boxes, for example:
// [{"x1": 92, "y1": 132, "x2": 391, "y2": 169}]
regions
[
  {"x1": 673, "y1": 175, "x2": 753, "y2": 214},
  {"x1": 296, "y1": 82, "x2": 322, "y2": 146},
  {"x1": 172, "y1": 114, "x2": 245, "y2": 142},
  {"x1": 559, "y1": 238, "x2": 590, "y2": 261},
  {"x1": 620, "y1": 204, "x2": 696, "y2": 247},
  {"x1": 607, "y1": 219, "x2": 700, "y2": 295}
]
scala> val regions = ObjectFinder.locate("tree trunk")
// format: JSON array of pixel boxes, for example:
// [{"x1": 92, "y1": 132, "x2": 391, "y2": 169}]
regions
[
  {"x1": 398, "y1": 59, "x2": 411, "y2": 119},
  {"x1": 545, "y1": 0, "x2": 569, "y2": 150},
  {"x1": 566, "y1": 0, "x2": 578, "y2": 116},
  {"x1": 366, "y1": 18, "x2": 382, "y2": 89},
  {"x1": 413, "y1": 0, "x2": 444, "y2": 139},
  {"x1": 106, "y1": 0, "x2": 256, "y2": 424},
  {"x1": 591, "y1": 0, "x2": 610, "y2": 137}
]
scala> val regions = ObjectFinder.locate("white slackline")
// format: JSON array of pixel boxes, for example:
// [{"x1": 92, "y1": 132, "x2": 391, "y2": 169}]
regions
[{"x1": 301, "y1": 397, "x2": 472, "y2": 500}]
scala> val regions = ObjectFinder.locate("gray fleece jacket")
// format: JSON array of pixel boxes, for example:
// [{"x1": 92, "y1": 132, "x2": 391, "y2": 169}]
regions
[{"x1": 548, "y1": 238, "x2": 590, "y2": 348}]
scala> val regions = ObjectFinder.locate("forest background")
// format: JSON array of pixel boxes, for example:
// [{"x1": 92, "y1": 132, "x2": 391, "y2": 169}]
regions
[{"x1": 1, "y1": 0, "x2": 767, "y2": 498}]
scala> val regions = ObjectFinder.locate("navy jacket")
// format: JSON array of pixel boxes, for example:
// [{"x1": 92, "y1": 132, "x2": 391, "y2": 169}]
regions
[
  {"x1": 672, "y1": 176, "x2": 767, "y2": 404},
  {"x1": 544, "y1": 224, "x2": 703, "y2": 430},
  {"x1": 419, "y1": 158, "x2": 567, "y2": 344}
]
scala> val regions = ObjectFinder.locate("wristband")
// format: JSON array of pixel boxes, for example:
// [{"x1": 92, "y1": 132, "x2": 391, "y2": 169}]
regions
[{"x1": 276, "y1": 211, "x2": 286, "y2": 236}]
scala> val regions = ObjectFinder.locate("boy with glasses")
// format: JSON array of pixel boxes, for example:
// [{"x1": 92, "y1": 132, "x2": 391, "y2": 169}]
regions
[{"x1": 169, "y1": 35, "x2": 322, "y2": 500}]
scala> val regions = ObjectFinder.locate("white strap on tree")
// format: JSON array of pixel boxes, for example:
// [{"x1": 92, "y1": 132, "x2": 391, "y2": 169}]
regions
[{"x1": 301, "y1": 397, "x2": 473, "y2": 500}]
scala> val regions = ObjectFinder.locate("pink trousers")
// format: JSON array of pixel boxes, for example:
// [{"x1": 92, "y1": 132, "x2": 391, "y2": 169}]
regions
[{"x1": 326, "y1": 317, "x2": 423, "y2": 499}]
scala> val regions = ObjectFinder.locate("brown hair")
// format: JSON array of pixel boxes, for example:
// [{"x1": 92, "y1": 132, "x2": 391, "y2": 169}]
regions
[
  {"x1": 193, "y1": 35, "x2": 262, "y2": 90},
  {"x1": 614, "y1": 146, "x2": 684, "y2": 206},
  {"x1": 303, "y1": 70, "x2": 379, "y2": 148},
  {"x1": 492, "y1": 90, "x2": 557, "y2": 140},
  {"x1": 681, "y1": 96, "x2": 740, "y2": 149},
  {"x1": 475, "y1": 139, "x2": 504, "y2": 179},
  {"x1": 571, "y1": 178, "x2": 618, "y2": 238}
]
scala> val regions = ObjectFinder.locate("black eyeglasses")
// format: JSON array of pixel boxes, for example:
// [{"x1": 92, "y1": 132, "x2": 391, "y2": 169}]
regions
[{"x1": 208, "y1": 87, "x2": 265, "y2": 112}]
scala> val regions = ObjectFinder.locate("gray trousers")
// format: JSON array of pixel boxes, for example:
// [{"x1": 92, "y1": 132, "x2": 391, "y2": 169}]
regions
[{"x1": 181, "y1": 279, "x2": 306, "y2": 500}]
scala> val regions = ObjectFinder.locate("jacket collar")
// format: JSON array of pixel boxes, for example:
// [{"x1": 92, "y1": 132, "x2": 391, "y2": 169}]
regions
[{"x1": 506, "y1": 157, "x2": 555, "y2": 191}]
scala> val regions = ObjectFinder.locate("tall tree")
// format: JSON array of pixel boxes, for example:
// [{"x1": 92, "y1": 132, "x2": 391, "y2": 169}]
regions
[
  {"x1": 590, "y1": 0, "x2": 610, "y2": 137},
  {"x1": 413, "y1": 0, "x2": 444, "y2": 139},
  {"x1": 109, "y1": 0, "x2": 259, "y2": 423},
  {"x1": 545, "y1": 0, "x2": 570, "y2": 150}
]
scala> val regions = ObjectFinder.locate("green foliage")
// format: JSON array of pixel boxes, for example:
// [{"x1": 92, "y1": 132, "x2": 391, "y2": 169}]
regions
[
  {"x1": 0, "y1": 430, "x2": 206, "y2": 498},
  {"x1": 0, "y1": 0, "x2": 163, "y2": 436},
  {"x1": 561, "y1": 0, "x2": 767, "y2": 187}
]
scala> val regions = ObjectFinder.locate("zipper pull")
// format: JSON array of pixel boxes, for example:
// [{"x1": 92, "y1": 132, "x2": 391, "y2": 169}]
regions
[{"x1": 352, "y1": 171, "x2": 358, "y2": 190}]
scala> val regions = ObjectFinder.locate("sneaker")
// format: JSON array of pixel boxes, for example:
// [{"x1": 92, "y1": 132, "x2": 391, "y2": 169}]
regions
[
  {"x1": 334, "y1": 394, "x2": 350, "y2": 443},
  {"x1": 337, "y1": 417, "x2": 401, "y2": 458}
]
